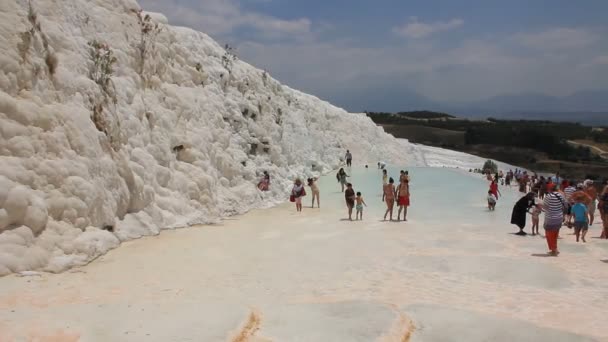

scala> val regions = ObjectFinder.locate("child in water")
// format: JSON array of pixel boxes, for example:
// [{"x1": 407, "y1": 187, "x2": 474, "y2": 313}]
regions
[
  {"x1": 355, "y1": 192, "x2": 367, "y2": 220},
  {"x1": 530, "y1": 203, "x2": 542, "y2": 235},
  {"x1": 487, "y1": 190, "x2": 497, "y2": 211}
]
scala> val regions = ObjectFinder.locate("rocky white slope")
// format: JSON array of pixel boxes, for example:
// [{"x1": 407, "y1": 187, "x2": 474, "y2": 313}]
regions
[{"x1": 0, "y1": 0, "x2": 427, "y2": 275}]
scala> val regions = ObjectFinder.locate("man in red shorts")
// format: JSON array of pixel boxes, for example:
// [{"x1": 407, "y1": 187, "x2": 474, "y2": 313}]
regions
[{"x1": 397, "y1": 177, "x2": 410, "y2": 222}]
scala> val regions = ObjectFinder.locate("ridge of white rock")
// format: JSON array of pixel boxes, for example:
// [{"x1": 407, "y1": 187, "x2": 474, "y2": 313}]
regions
[{"x1": 0, "y1": 0, "x2": 429, "y2": 275}]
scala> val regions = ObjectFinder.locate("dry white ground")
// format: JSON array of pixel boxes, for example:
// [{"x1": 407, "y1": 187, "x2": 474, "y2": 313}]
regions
[{"x1": 1, "y1": 167, "x2": 607, "y2": 341}]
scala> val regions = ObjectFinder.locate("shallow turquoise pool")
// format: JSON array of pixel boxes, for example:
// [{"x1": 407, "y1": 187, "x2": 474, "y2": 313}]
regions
[{"x1": 316, "y1": 166, "x2": 520, "y2": 224}]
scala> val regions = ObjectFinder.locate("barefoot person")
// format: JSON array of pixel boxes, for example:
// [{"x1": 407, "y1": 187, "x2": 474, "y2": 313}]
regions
[
  {"x1": 355, "y1": 192, "x2": 367, "y2": 220},
  {"x1": 345, "y1": 150, "x2": 353, "y2": 167},
  {"x1": 487, "y1": 190, "x2": 497, "y2": 211},
  {"x1": 381, "y1": 169, "x2": 388, "y2": 201},
  {"x1": 345, "y1": 183, "x2": 356, "y2": 220},
  {"x1": 336, "y1": 168, "x2": 349, "y2": 192},
  {"x1": 530, "y1": 203, "x2": 542, "y2": 235},
  {"x1": 308, "y1": 177, "x2": 320, "y2": 208},
  {"x1": 490, "y1": 180, "x2": 501, "y2": 201},
  {"x1": 571, "y1": 196, "x2": 589, "y2": 243},
  {"x1": 510, "y1": 192, "x2": 535, "y2": 235},
  {"x1": 543, "y1": 186, "x2": 567, "y2": 256},
  {"x1": 291, "y1": 178, "x2": 306, "y2": 212},
  {"x1": 397, "y1": 177, "x2": 410, "y2": 222},
  {"x1": 383, "y1": 178, "x2": 396, "y2": 221}
]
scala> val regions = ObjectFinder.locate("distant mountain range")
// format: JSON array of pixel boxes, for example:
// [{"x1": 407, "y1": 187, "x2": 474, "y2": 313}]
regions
[
  {"x1": 344, "y1": 89, "x2": 608, "y2": 126},
  {"x1": 463, "y1": 90, "x2": 608, "y2": 112}
]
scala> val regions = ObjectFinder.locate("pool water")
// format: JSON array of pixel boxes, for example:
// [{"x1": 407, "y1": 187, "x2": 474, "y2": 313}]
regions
[{"x1": 317, "y1": 165, "x2": 521, "y2": 224}]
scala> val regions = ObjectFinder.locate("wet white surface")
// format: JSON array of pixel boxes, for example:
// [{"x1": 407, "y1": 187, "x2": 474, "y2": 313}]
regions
[{"x1": 1, "y1": 167, "x2": 607, "y2": 341}]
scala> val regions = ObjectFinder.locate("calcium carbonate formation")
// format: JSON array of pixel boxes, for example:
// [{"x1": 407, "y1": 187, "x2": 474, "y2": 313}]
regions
[{"x1": 0, "y1": 0, "x2": 436, "y2": 275}]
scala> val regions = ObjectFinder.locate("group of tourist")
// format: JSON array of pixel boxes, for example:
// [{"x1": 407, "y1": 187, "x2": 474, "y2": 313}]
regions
[
  {"x1": 286, "y1": 150, "x2": 412, "y2": 222},
  {"x1": 289, "y1": 177, "x2": 321, "y2": 211},
  {"x1": 491, "y1": 169, "x2": 608, "y2": 256},
  {"x1": 275, "y1": 152, "x2": 607, "y2": 258},
  {"x1": 381, "y1": 169, "x2": 410, "y2": 222}
]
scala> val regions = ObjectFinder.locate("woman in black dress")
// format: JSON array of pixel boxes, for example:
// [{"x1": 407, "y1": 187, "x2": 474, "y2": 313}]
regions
[{"x1": 511, "y1": 192, "x2": 535, "y2": 235}]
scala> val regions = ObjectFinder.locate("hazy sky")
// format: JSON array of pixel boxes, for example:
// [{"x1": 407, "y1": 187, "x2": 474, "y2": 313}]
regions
[{"x1": 139, "y1": 0, "x2": 608, "y2": 110}]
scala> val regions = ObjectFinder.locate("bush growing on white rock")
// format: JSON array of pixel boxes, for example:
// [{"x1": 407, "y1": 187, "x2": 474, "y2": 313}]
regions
[{"x1": 0, "y1": 0, "x2": 422, "y2": 276}]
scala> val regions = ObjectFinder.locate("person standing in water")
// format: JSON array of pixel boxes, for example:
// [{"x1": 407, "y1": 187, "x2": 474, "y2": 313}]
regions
[
  {"x1": 397, "y1": 177, "x2": 410, "y2": 221},
  {"x1": 308, "y1": 177, "x2": 320, "y2": 208},
  {"x1": 345, "y1": 150, "x2": 353, "y2": 167},
  {"x1": 345, "y1": 183, "x2": 356, "y2": 220},
  {"x1": 487, "y1": 190, "x2": 497, "y2": 211},
  {"x1": 291, "y1": 178, "x2": 306, "y2": 212},
  {"x1": 383, "y1": 178, "x2": 396, "y2": 221},
  {"x1": 336, "y1": 168, "x2": 349, "y2": 192},
  {"x1": 355, "y1": 192, "x2": 367, "y2": 220},
  {"x1": 490, "y1": 180, "x2": 501, "y2": 201},
  {"x1": 381, "y1": 169, "x2": 388, "y2": 202}
]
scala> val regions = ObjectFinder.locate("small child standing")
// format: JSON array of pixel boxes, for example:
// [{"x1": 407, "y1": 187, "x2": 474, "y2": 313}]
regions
[
  {"x1": 355, "y1": 192, "x2": 367, "y2": 220},
  {"x1": 487, "y1": 190, "x2": 497, "y2": 211},
  {"x1": 571, "y1": 199, "x2": 589, "y2": 242},
  {"x1": 530, "y1": 203, "x2": 542, "y2": 235}
]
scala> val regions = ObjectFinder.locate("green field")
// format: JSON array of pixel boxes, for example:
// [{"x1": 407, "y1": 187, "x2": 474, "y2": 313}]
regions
[{"x1": 369, "y1": 111, "x2": 608, "y2": 180}]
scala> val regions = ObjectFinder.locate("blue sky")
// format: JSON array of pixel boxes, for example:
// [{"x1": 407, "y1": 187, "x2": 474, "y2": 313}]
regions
[{"x1": 139, "y1": 0, "x2": 608, "y2": 111}]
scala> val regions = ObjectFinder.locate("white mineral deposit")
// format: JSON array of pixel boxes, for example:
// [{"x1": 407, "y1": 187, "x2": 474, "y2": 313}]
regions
[{"x1": 1, "y1": 0, "x2": 607, "y2": 341}]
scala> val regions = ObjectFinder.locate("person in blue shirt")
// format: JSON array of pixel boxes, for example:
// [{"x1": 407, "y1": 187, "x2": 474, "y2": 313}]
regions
[
  {"x1": 552, "y1": 173, "x2": 562, "y2": 187},
  {"x1": 571, "y1": 198, "x2": 589, "y2": 243}
]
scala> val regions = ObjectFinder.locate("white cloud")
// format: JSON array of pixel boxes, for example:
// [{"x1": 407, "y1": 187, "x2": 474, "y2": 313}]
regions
[
  {"x1": 591, "y1": 55, "x2": 608, "y2": 65},
  {"x1": 512, "y1": 27, "x2": 598, "y2": 50},
  {"x1": 393, "y1": 17, "x2": 464, "y2": 39},
  {"x1": 135, "y1": 2, "x2": 608, "y2": 105},
  {"x1": 579, "y1": 55, "x2": 608, "y2": 69},
  {"x1": 138, "y1": 0, "x2": 311, "y2": 39}
]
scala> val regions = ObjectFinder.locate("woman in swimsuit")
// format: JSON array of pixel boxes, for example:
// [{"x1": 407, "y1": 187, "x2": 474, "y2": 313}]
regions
[
  {"x1": 383, "y1": 178, "x2": 396, "y2": 221},
  {"x1": 345, "y1": 183, "x2": 356, "y2": 220},
  {"x1": 308, "y1": 177, "x2": 320, "y2": 208},
  {"x1": 381, "y1": 169, "x2": 388, "y2": 201},
  {"x1": 336, "y1": 168, "x2": 349, "y2": 192}
]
